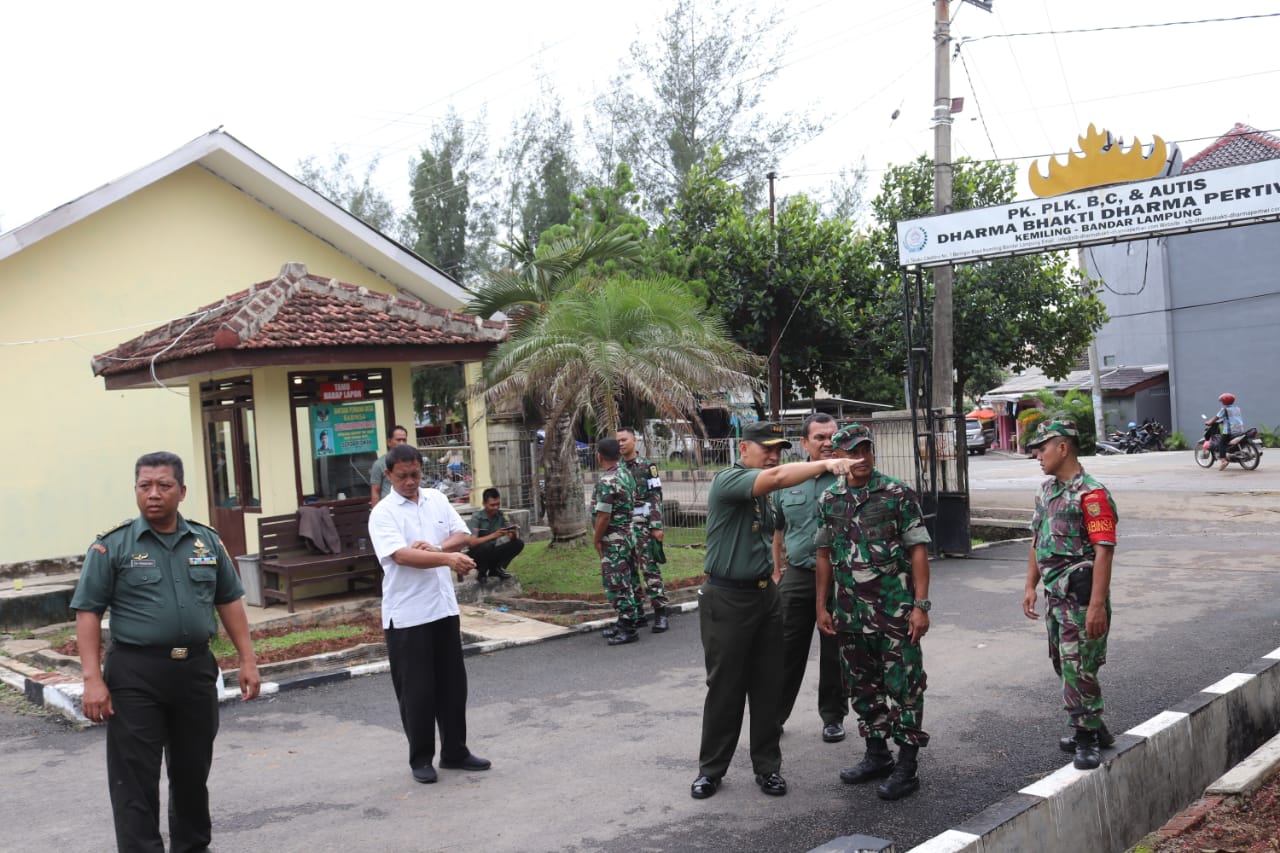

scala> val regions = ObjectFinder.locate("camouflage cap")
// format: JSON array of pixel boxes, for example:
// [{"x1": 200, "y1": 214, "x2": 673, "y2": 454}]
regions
[
  {"x1": 1026, "y1": 419, "x2": 1080, "y2": 448},
  {"x1": 831, "y1": 423, "x2": 873, "y2": 451},
  {"x1": 741, "y1": 421, "x2": 791, "y2": 448}
]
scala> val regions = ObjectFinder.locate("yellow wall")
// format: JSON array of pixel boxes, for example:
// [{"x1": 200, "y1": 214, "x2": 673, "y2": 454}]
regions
[{"x1": 0, "y1": 166, "x2": 482, "y2": 564}]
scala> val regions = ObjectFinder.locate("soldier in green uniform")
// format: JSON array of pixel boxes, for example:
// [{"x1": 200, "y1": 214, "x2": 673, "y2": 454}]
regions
[
  {"x1": 593, "y1": 438, "x2": 642, "y2": 646},
  {"x1": 771, "y1": 413, "x2": 849, "y2": 745},
  {"x1": 71, "y1": 451, "x2": 260, "y2": 852},
  {"x1": 617, "y1": 426, "x2": 670, "y2": 632},
  {"x1": 1022, "y1": 420, "x2": 1119, "y2": 771},
  {"x1": 816, "y1": 423, "x2": 932, "y2": 801},
  {"x1": 691, "y1": 422, "x2": 854, "y2": 801},
  {"x1": 466, "y1": 487, "x2": 522, "y2": 581}
]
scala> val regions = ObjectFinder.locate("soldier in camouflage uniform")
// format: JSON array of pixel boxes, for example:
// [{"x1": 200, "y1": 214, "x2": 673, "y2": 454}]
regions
[
  {"x1": 1022, "y1": 420, "x2": 1118, "y2": 771},
  {"x1": 593, "y1": 438, "x2": 642, "y2": 646},
  {"x1": 617, "y1": 427, "x2": 670, "y2": 633},
  {"x1": 816, "y1": 423, "x2": 932, "y2": 801}
]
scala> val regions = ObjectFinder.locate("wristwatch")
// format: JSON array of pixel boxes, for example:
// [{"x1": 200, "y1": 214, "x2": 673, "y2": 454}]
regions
[{"x1": 912, "y1": 599, "x2": 932, "y2": 612}]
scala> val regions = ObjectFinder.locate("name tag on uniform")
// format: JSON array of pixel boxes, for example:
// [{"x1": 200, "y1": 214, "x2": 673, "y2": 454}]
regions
[
  {"x1": 188, "y1": 556, "x2": 219, "y2": 566},
  {"x1": 129, "y1": 559, "x2": 157, "y2": 568}
]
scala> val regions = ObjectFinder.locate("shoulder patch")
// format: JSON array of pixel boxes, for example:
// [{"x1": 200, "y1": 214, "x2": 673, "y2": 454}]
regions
[
  {"x1": 91, "y1": 543, "x2": 108, "y2": 554},
  {"x1": 1081, "y1": 489, "x2": 1116, "y2": 543},
  {"x1": 97, "y1": 518, "x2": 132, "y2": 538}
]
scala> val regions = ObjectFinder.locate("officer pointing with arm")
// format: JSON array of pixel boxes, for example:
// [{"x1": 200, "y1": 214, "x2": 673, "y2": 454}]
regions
[{"x1": 72, "y1": 451, "x2": 260, "y2": 852}]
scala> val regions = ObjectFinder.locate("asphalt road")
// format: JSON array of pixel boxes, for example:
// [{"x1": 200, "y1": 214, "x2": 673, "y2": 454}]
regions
[{"x1": 3, "y1": 449, "x2": 1278, "y2": 852}]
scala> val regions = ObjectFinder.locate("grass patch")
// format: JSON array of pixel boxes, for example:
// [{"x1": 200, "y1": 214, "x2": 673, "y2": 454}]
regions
[
  {"x1": 515, "y1": 526, "x2": 707, "y2": 596},
  {"x1": 210, "y1": 624, "x2": 365, "y2": 659}
]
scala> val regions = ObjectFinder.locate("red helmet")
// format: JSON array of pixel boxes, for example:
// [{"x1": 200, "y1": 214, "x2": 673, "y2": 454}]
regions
[{"x1": 1219, "y1": 393, "x2": 1236, "y2": 405}]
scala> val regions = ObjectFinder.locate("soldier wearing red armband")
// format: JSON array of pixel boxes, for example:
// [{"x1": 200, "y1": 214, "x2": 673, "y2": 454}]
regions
[{"x1": 1021, "y1": 420, "x2": 1118, "y2": 770}]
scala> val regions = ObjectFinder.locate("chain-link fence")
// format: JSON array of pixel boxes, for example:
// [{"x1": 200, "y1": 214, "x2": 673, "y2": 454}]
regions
[{"x1": 474, "y1": 417, "x2": 968, "y2": 550}]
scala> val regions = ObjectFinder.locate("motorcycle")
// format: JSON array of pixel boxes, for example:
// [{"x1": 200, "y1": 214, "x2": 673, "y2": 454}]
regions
[
  {"x1": 1194, "y1": 416, "x2": 1262, "y2": 470},
  {"x1": 1138, "y1": 418, "x2": 1168, "y2": 451}
]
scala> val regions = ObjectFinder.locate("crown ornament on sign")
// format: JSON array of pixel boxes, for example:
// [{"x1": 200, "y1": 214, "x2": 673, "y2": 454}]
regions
[{"x1": 1028, "y1": 124, "x2": 1182, "y2": 197}]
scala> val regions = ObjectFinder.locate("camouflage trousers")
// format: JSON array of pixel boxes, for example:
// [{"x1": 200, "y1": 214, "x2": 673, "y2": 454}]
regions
[
  {"x1": 599, "y1": 535, "x2": 641, "y2": 623},
  {"x1": 837, "y1": 623, "x2": 929, "y2": 747},
  {"x1": 629, "y1": 524, "x2": 669, "y2": 612},
  {"x1": 1045, "y1": 595, "x2": 1109, "y2": 730}
]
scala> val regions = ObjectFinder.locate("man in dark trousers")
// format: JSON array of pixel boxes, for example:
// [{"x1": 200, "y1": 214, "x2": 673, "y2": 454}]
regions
[
  {"x1": 369, "y1": 443, "x2": 490, "y2": 783},
  {"x1": 72, "y1": 451, "x2": 260, "y2": 852},
  {"x1": 772, "y1": 413, "x2": 848, "y2": 744},
  {"x1": 691, "y1": 422, "x2": 853, "y2": 800},
  {"x1": 466, "y1": 487, "x2": 523, "y2": 581}
]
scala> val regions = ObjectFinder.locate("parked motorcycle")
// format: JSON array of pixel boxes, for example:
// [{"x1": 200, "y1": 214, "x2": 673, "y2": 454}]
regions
[
  {"x1": 1194, "y1": 417, "x2": 1263, "y2": 470},
  {"x1": 1137, "y1": 418, "x2": 1168, "y2": 451}
]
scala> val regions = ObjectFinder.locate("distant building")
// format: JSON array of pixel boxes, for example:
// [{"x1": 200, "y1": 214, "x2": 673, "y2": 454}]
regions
[{"x1": 1083, "y1": 124, "x2": 1280, "y2": 437}]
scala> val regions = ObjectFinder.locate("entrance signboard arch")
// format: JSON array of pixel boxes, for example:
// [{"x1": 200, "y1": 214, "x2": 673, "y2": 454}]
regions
[{"x1": 894, "y1": 155, "x2": 1280, "y2": 550}]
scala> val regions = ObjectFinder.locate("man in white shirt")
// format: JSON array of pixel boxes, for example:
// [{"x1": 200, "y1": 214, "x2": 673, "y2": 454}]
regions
[{"x1": 368, "y1": 443, "x2": 491, "y2": 784}]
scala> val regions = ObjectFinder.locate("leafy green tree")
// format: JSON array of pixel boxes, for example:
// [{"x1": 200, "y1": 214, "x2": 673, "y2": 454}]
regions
[
  {"x1": 406, "y1": 108, "x2": 496, "y2": 282},
  {"x1": 661, "y1": 155, "x2": 885, "y2": 406},
  {"x1": 496, "y1": 84, "x2": 581, "y2": 246},
  {"x1": 870, "y1": 155, "x2": 1109, "y2": 412},
  {"x1": 479, "y1": 275, "x2": 761, "y2": 543},
  {"x1": 588, "y1": 0, "x2": 818, "y2": 216},
  {"x1": 295, "y1": 151, "x2": 404, "y2": 239},
  {"x1": 412, "y1": 364, "x2": 464, "y2": 427}
]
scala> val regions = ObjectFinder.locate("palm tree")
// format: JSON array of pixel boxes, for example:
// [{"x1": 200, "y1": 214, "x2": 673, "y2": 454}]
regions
[
  {"x1": 466, "y1": 227, "x2": 646, "y2": 544},
  {"x1": 479, "y1": 275, "x2": 761, "y2": 544}
]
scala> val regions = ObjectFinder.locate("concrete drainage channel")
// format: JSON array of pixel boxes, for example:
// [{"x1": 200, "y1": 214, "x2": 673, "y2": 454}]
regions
[{"x1": 895, "y1": 645, "x2": 1280, "y2": 853}]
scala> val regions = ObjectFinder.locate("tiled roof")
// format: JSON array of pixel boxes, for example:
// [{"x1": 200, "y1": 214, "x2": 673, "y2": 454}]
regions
[
  {"x1": 1183, "y1": 123, "x2": 1280, "y2": 173},
  {"x1": 985, "y1": 365, "x2": 1167, "y2": 397},
  {"x1": 92, "y1": 262, "x2": 505, "y2": 378}
]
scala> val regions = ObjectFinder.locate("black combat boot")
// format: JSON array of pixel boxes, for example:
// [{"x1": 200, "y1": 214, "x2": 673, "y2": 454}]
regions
[
  {"x1": 651, "y1": 605, "x2": 670, "y2": 633},
  {"x1": 839, "y1": 737, "x2": 895, "y2": 784},
  {"x1": 1072, "y1": 729, "x2": 1101, "y2": 770},
  {"x1": 1058, "y1": 721, "x2": 1113, "y2": 754},
  {"x1": 876, "y1": 744, "x2": 920, "y2": 801},
  {"x1": 606, "y1": 619, "x2": 640, "y2": 646}
]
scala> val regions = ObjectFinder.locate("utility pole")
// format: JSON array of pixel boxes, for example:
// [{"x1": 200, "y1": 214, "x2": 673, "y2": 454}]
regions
[
  {"x1": 767, "y1": 170, "x2": 781, "y2": 422},
  {"x1": 931, "y1": 0, "x2": 955, "y2": 414}
]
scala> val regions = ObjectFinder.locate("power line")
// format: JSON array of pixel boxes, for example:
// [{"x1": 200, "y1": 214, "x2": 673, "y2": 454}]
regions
[{"x1": 956, "y1": 12, "x2": 1280, "y2": 47}]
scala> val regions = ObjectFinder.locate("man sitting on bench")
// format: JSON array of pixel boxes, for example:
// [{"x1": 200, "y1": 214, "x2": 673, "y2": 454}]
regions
[{"x1": 466, "y1": 488, "x2": 523, "y2": 582}]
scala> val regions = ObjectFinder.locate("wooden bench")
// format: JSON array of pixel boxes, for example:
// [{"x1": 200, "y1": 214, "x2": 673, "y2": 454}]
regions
[{"x1": 257, "y1": 501, "x2": 381, "y2": 612}]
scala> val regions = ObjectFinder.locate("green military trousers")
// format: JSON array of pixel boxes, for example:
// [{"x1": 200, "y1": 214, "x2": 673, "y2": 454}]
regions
[{"x1": 697, "y1": 580, "x2": 784, "y2": 779}]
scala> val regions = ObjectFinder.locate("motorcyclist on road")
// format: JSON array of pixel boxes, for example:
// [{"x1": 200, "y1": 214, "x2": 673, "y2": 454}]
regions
[{"x1": 1205, "y1": 393, "x2": 1244, "y2": 471}]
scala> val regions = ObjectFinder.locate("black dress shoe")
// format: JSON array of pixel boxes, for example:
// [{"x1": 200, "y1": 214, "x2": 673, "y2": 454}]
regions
[
  {"x1": 690, "y1": 775, "x2": 721, "y2": 799},
  {"x1": 822, "y1": 722, "x2": 846, "y2": 743},
  {"x1": 1058, "y1": 722, "x2": 1114, "y2": 753},
  {"x1": 651, "y1": 613, "x2": 670, "y2": 633},
  {"x1": 755, "y1": 771, "x2": 787, "y2": 796},
  {"x1": 412, "y1": 765, "x2": 437, "y2": 783},
  {"x1": 439, "y1": 754, "x2": 491, "y2": 771},
  {"x1": 491, "y1": 567, "x2": 513, "y2": 580}
]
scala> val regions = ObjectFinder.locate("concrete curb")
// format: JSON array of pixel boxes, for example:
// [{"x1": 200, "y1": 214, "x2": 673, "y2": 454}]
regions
[
  {"x1": 0, "y1": 601, "x2": 702, "y2": 726},
  {"x1": 903, "y1": 645, "x2": 1280, "y2": 853}
]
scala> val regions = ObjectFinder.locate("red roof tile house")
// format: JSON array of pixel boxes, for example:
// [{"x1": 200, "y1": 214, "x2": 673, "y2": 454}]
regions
[{"x1": 0, "y1": 131, "x2": 503, "y2": 566}]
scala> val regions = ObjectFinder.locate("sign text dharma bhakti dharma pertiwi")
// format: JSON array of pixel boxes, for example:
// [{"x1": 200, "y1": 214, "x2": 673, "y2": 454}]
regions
[{"x1": 895, "y1": 125, "x2": 1280, "y2": 267}]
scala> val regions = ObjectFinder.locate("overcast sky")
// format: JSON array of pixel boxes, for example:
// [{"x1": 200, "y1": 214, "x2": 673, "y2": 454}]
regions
[{"x1": 3, "y1": 0, "x2": 1279, "y2": 231}]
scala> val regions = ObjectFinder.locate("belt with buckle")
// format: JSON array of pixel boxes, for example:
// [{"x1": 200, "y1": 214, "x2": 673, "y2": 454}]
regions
[
  {"x1": 113, "y1": 641, "x2": 209, "y2": 660},
  {"x1": 705, "y1": 575, "x2": 770, "y2": 590}
]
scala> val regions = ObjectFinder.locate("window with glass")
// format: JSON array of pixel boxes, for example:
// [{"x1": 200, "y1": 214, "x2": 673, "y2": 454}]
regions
[{"x1": 288, "y1": 369, "x2": 395, "y2": 504}]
